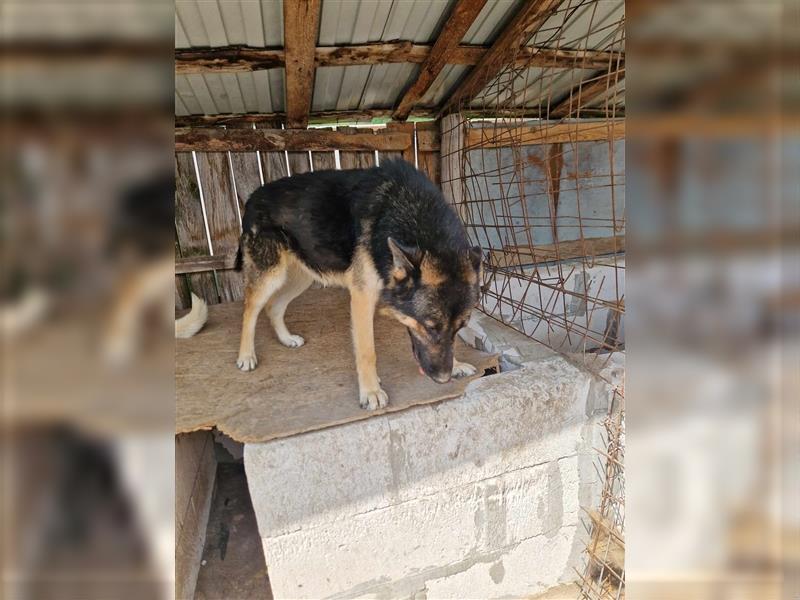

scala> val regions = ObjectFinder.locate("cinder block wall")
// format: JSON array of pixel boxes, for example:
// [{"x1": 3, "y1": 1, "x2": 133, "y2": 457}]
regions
[{"x1": 245, "y1": 355, "x2": 613, "y2": 599}]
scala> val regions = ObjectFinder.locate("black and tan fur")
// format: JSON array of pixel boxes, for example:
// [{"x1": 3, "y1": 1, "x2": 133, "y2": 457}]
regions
[{"x1": 235, "y1": 160, "x2": 482, "y2": 410}]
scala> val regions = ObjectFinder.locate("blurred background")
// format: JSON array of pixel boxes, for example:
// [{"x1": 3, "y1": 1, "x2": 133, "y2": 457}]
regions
[
  {"x1": 2, "y1": 2, "x2": 175, "y2": 599},
  {"x1": 1, "y1": 1, "x2": 797, "y2": 599}
]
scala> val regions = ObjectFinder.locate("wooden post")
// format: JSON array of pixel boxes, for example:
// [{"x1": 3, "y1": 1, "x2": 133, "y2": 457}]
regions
[{"x1": 283, "y1": 0, "x2": 321, "y2": 129}]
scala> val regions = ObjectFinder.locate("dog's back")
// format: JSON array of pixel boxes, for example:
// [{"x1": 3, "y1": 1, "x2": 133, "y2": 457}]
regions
[{"x1": 237, "y1": 160, "x2": 470, "y2": 278}]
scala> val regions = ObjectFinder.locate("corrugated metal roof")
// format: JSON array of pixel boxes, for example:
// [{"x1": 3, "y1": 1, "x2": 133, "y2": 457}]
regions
[{"x1": 174, "y1": 0, "x2": 625, "y2": 117}]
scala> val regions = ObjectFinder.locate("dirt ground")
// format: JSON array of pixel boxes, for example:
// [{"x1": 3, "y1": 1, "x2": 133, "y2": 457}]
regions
[{"x1": 194, "y1": 463, "x2": 272, "y2": 600}]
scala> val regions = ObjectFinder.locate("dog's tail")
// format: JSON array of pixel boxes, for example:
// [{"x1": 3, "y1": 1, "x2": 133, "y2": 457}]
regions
[{"x1": 175, "y1": 293, "x2": 208, "y2": 338}]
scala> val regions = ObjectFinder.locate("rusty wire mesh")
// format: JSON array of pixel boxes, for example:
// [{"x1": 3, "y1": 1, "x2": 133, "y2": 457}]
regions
[{"x1": 440, "y1": 1, "x2": 625, "y2": 596}]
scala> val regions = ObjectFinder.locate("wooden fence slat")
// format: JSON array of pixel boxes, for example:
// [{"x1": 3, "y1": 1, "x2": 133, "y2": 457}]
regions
[
  {"x1": 174, "y1": 152, "x2": 219, "y2": 305},
  {"x1": 419, "y1": 151, "x2": 440, "y2": 186},
  {"x1": 257, "y1": 120, "x2": 290, "y2": 183},
  {"x1": 338, "y1": 127, "x2": 376, "y2": 170},
  {"x1": 194, "y1": 152, "x2": 244, "y2": 302},
  {"x1": 287, "y1": 151, "x2": 311, "y2": 175},
  {"x1": 228, "y1": 151, "x2": 262, "y2": 216},
  {"x1": 312, "y1": 151, "x2": 336, "y2": 171}
]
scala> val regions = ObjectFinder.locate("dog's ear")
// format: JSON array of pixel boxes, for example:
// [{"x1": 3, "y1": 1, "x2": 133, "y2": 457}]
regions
[
  {"x1": 388, "y1": 237, "x2": 422, "y2": 281},
  {"x1": 467, "y1": 246, "x2": 482, "y2": 271}
]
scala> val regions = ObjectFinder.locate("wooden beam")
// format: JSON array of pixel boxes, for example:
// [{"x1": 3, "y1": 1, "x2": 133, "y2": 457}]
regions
[
  {"x1": 175, "y1": 47, "x2": 283, "y2": 74},
  {"x1": 283, "y1": 0, "x2": 321, "y2": 129},
  {"x1": 175, "y1": 43, "x2": 623, "y2": 73},
  {"x1": 489, "y1": 235, "x2": 625, "y2": 268},
  {"x1": 440, "y1": 0, "x2": 565, "y2": 115},
  {"x1": 550, "y1": 65, "x2": 625, "y2": 118},
  {"x1": 393, "y1": 0, "x2": 488, "y2": 121},
  {"x1": 174, "y1": 127, "x2": 414, "y2": 152},
  {"x1": 466, "y1": 119, "x2": 625, "y2": 148},
  {"x1": 174, "y1": 108, "x2": 441, "y2": 128},
  {"x1": 315, "y1": 42, "x2": 429, "y2": 66}
]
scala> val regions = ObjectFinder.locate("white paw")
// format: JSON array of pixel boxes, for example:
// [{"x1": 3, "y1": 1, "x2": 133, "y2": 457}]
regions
[
  {"x1": 452, "y1": 361, "x2": 477, "y2": 378},
  {"x1": 236, "y1": 354, "x2": 258, "y2": 371},
  {"x1": 279, "y1": 334, "x2": 305, "y2": 348},
  {"x1": 359, "y1": 387, "x2": 389, "y2": 411}
]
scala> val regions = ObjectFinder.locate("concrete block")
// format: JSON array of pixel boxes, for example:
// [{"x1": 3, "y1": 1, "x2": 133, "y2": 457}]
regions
[
  {"x1": 260, "y1": 486, "x2": 482, "y2": 599},
  {"x1": 424, "y1": 525, "x2": 578, "y2": 599},
  {"x1": 244, "y1": 355, "x2": 609, "y2": 599}
]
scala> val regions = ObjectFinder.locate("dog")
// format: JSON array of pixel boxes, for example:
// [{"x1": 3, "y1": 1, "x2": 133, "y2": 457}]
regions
[{"x1": 235, "y1": 159, "x2": 482, "y2": 410}]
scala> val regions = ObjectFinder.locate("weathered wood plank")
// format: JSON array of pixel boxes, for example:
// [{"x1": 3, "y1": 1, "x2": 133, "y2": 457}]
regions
[
  {"x1": 466, "y1": 119, "x2": 625, "y2": 148},
  {"x1": 176, "y1": 253, "x2": 236, "y2": 274},
  {"x1": 228, "y1": 150, "x2": 262, "y2": 216},
  {"x1": 175, "y1": 127, "x2": 414, "y2": 152},
  {"x1": 312, "y1": 150, "x2": 336, "y2": 171},
  {"x1": 174, "y1": 153, "x2": 218, "y2": 304},
  {"x1": 393, "y1": 0, "x2": 488, "y2": 120},
  {"x1": 440, "y1": 114, "x2": 465, "y2": 212},
  {"x1": 175, "y1": 108, "x2": 438, "y2": 128},
  {"x1": 194, "y1": 152, "x2": 244, "y2": 302},
  {"x1": 329, "y1": 127, "x2": 374, "y2": 170},
  {"x1": 418, "y1": 152, "x2": 441, "y2": 187},
  {"x1": 175, "y1": 43, "x2": 622, "y2": 73},
  {"x1": 287, "y1": 151, "x2": 311, "y2": 175},
  {"x1": 441, "y1": 0, "x2": 565, "y2": 114},
  {"x1": 283, "y1": 0, "x2": 322, "y2": 128},
  {"x1": 490, "y1": 235, "x2": 626, "y2": 268}
]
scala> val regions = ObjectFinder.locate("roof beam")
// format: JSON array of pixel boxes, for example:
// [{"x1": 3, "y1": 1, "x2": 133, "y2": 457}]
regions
[
  {"x1": 174, "y1": 44, "x2": 621, "y2": 73},
  {"x1": 392, "y1": 0, "x2": 488, "y2": 121},
  {"x1": 439, "y1": 0, "x2": 565, "y2": 115},
  {"x1": 283, "y1": 0, "x2": 321, "y2": 129},
  {"x1": 174, "y1": 127, "x2": 414, "y2": 152},
  {"x1": 549, "y1": 64, "x2": 625, "y2": 118}
]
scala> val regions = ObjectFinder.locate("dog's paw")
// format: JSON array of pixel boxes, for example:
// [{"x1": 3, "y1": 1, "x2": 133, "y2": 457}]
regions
[
  {"x1": 452, "y1": 361, "x2": 477, "y2": 378},
  {"x1": 278, "y1": 334, "x2": 305, "y2": 348},
  {"x1": 236, "y1": 354, "x2": 258, "y2": 371},
  {"x1": 359, "y1": 387, "x2": 389, "y2": 411}
]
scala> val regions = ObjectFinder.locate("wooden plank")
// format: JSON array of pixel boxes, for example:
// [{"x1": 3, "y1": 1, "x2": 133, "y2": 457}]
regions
[
  {"x1": 440, "y1": 0, "x2": 565, "y2": 114},
  {"x1": 550, "y1": 65, "x2": 626, "y2": 119},
  {"x1": 287, "y1": 151, "x2": 311, "y2": 175},
  {"x1": 176, "y1": 47, "x2": 283, "y2": 74},
  {"x1": 254, "y1": 119, "x2": 289, "y2": 184},
  {"x1": 176, "y1": 288, "x2": 498, "y2": 442},
  {"x1": 227, "y1": 122, "x2": 263, "y2": 216},
  {"x1": 174, "y1": 153, "x2": 218, "y2": 304},
  {"x1": 419, "y1": 151, "x2": 441, "y2": 186},
  {"x1": 175, "y1": 43, "x2": 622, "y2": 73},
  {"x1": 194, "y1": 153, "x2": 244, "y2": 302},
  {"x1": 393, "y1": 0, "x2": 488, "y2": 121},
  {"x1": 440, "y1": 114, "x2": 465, "y2": 211},
  {"x1": 337, "y1": 127, "x2": 377, "y2": 170},
  {"x1": 312, "y1": 150, "x2": 336, "y2": 172},
  {"x1": 489, "y1": 235, "x2": 625, "y2": 268},
  {"x1": 175, "y1": 108, "x2": 439, "y2": 128},
  {"x1": 283, "y1": 0, "x2": 322, "y2": 128},
  {"x1": 466, "y1": 119, "x2": 625, "y2": 148},
  {"x1": 175, "y1": 127, "x2": 414, "y2": 152},
  {"x1": 176, "y1": 253, "x2": 236, "y2": 274}
]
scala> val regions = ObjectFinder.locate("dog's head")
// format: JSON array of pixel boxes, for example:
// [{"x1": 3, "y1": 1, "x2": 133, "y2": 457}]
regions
[{"x1": 382, "y1": 237, "x2": 482, "y2": 383}]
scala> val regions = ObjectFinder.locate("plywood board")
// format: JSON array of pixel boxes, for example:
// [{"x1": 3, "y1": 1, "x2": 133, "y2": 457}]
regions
[{"x1": 176, "y1": 288, "x2": 497, "y2": 443}]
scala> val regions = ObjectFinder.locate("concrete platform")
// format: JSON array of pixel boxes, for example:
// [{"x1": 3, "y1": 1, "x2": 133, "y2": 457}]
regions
[{"x1": 244, "y1": 354, "x2": 614, "y2": 599}]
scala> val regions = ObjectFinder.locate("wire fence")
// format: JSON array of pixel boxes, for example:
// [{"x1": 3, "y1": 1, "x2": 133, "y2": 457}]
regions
[{"x1": 441, "y1": 2, "x2": 626, "y2": 596}]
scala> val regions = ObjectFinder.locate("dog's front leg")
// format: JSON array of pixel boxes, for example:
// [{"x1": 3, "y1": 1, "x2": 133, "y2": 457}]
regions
[{"x1": 350, "y1": 287, "x2": 388, "y2": 410}]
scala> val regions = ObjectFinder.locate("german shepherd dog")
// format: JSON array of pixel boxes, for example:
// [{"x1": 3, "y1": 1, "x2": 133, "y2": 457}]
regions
[{"x1": 235, "y1": 160, "x2": 482, "y2": 410}]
